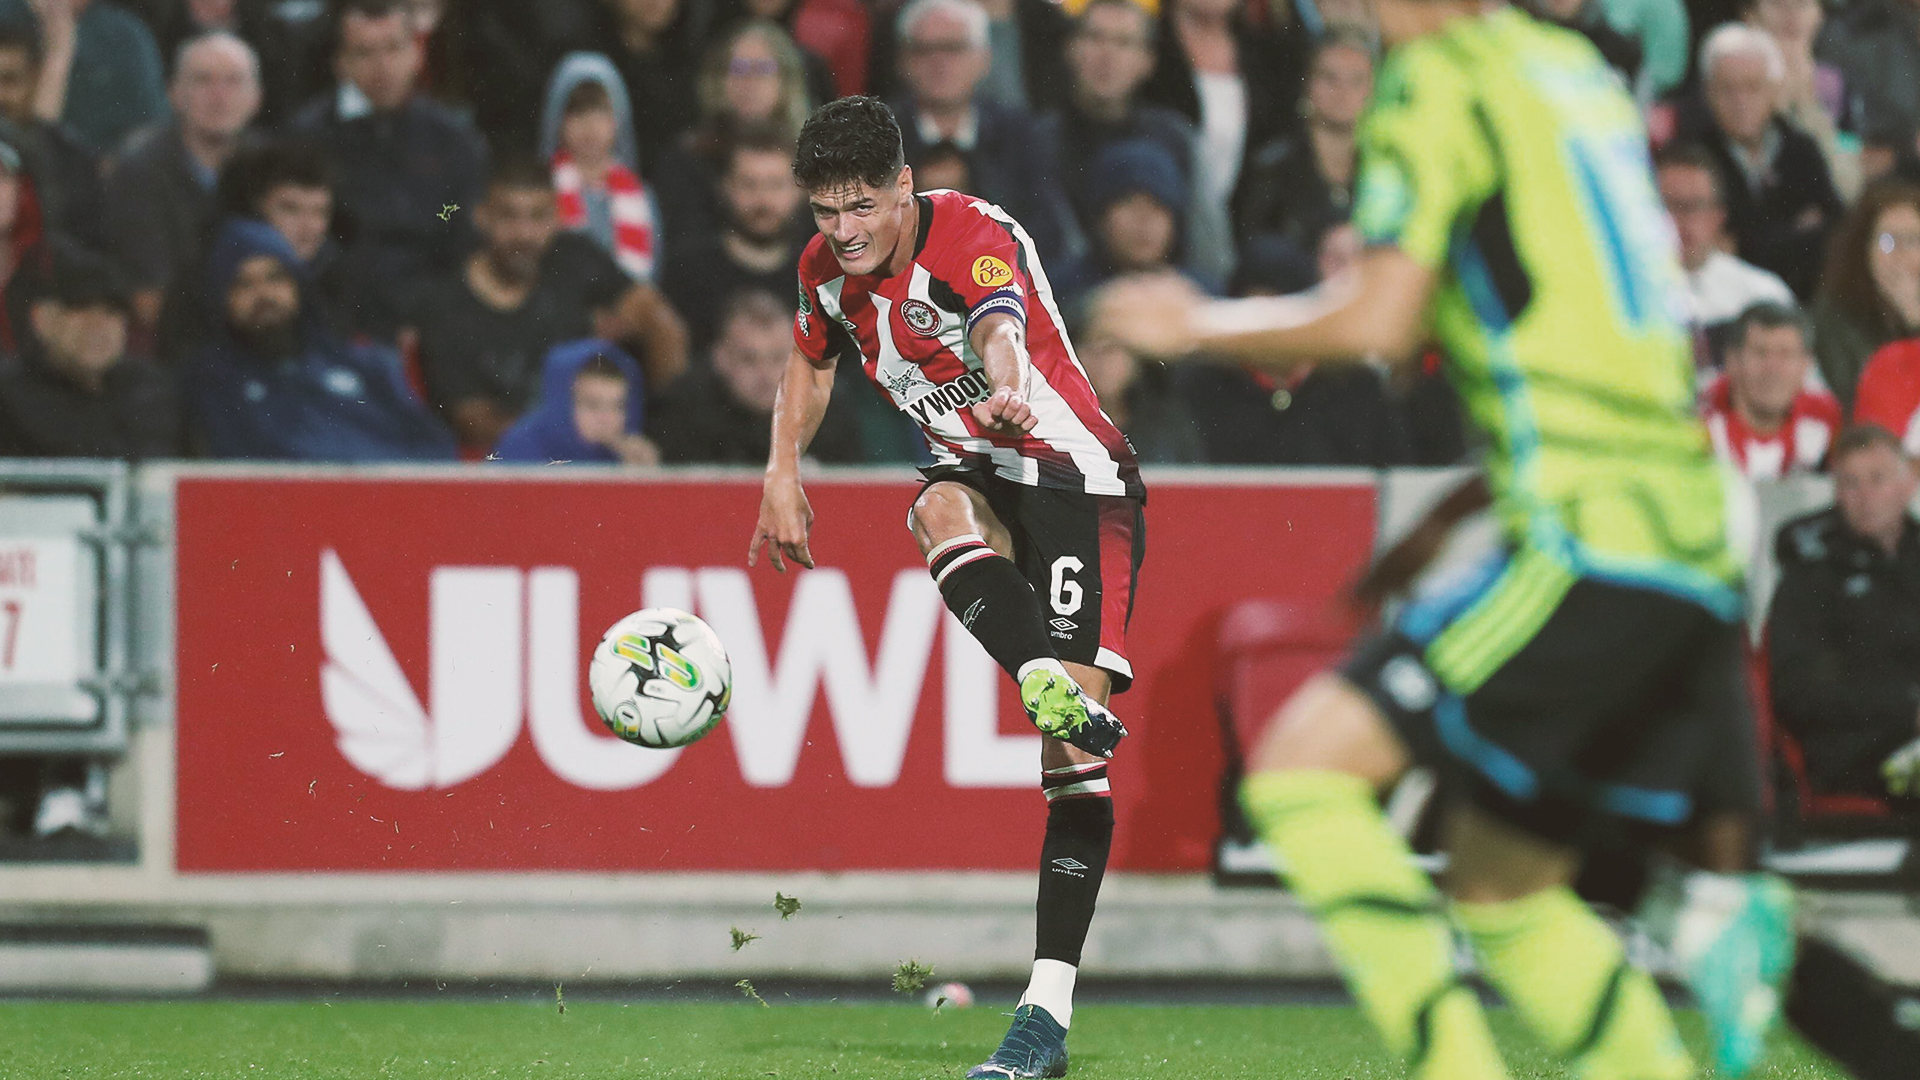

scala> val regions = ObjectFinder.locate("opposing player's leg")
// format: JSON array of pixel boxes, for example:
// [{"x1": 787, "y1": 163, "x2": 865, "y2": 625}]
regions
[
  {"x1": 1446, "y1": 805, "x2": 1693, "y2": 1080},
  {"x1": 909, "y1": 480, "x2": 1125, "y2": 758},
  {"x1": 1240, "y1": 676, "x2": 1512, "y2": 1080},
  {"x1": 1630, "y1": 637, "x2": 1795, "y2": 1079}
]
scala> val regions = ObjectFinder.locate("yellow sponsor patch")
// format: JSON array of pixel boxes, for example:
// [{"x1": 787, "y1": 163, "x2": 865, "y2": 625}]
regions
[{"x1": 971, "y1": 255, "x2": 1015, "y2": 289}]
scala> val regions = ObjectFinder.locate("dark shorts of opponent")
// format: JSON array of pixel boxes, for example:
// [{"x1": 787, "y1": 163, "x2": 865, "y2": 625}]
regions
[{"x1": 1341, "y1": 545, "x2": 1761, "y2": 847}]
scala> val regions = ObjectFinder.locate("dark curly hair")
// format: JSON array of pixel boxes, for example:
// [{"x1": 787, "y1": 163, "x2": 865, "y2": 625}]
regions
[{"x1": 792, "y1": 96, "x2": 905, "y2": 193}]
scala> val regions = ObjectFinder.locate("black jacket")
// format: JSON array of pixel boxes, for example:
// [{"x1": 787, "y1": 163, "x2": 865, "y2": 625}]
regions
[
  {"x1": 1696, "y1": 116, "x2": 1844, "y2": 301},
  {"x1": 105, "y1": 122, "x2": 224, "y2": 295},
  {"x1": 290, "y1": 93, "x2": 489, "y2": 338},
  {"x1": 1766, "y1": 508, "x2": 1920, "y2": 794},
  {"x1": 1035, "y1": 102, "x2": 1197, "y2": 245},
  {"x1": 0, "y1": 346, "x2": 182, "y2": 458},
  {"x1": 1177, "y1": 362, "x2": 1412, "y2": 467}
]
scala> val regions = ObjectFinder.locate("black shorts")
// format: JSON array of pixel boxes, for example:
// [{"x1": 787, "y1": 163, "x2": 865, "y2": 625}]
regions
[
  {"x1": 1342, "y1": 550, "x2": 1761, "y2": 846},
  {"x1": 919, "y1": 468, "x2": 1146, "y2": 692}
]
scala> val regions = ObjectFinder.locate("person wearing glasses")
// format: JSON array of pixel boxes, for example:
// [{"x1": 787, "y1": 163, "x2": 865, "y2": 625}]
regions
[{"x1": 1810, "y1": 182, "x2": 1920, "y2": 411}]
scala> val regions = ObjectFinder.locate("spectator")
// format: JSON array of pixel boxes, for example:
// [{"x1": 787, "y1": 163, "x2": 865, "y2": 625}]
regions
[
  {"x1": 1077, "y1": 331, "x2": 1204, "y2": 463},
  {"x1": 723, "y1": 0, "x2": 841, "y2": 105},
  {"x1": 0, "y1": 248, "x2": 178, "y2": 457},
  {"x1": 1656, "y1": 143, "x2": 1794, "y2": 372},
  {"x1": 106, "y1": 31, "x2": 261, "y2": 333},
  {"x1": 697, "y1": 19, "x2": 815, "y2": 151},
  {"x1": 140, "y1": 0, "x2": 330, "y2": 126},
  {"x1": 406, "y1": 160, "x2": 687, "y2": 453},
  {"x1": 1058, "y1": 138, "x2": 1187, "y2": 305},
  {"x1": 1702, "y1": 302, "x2": 1840, "y2": 478},
  {"x1": 1819, "y1": 0, "x2": 1920, "y2": 184},
  {"x1": 595, "y1": 0, "x2": 717, "y2": 167},
  {"x1": 890, "y1": 0, "x2": 1077, "y2": 259},
  {"x1": 492, "y1": 340, "x2": 659, "y2": 465},
  {"x1": 538, "y1": 53, "x2": 659, "y2": 282},
  {"x1": 1138, "y1": 0, "x2": 1305, "y2": 240},
  {"x1": 1232, "y1": 27, "x2": 1370, "y2": 256},
  {"x1": 1810, "y1": 181, "x2": 1920, "y2": 411},
  {"x1": 1745, "y1": 0, "x2": 1856, "y2": 198},
  {"x1": 1598, "y1": 0, "x2": 1687, "y2": 99},
  {"x1": 188, "y1": 218, "x2": 453, "y2": 461},
  {"x1": 1767, "y1": 424, "x2": 1920, "y2": 799},
  {"x1": 0, "y1": 133, "x2": 58, "y2": 357},
  {"x1": 1856, "y1": 337, "x2": 1920, "y2": 456},
  {"x1": 436, "y1": 0, "x2": 602, "y2": 156},
  {"x1": 659, "y1": 125, "x2": 807, "y2": 349},
  {"x1": 1536, "y1": 0, "x2": 1643, "y2": 94},
  {"x1": 1038, "y1": 0, "x2": 1228, "y2": 290},
  {"x1": 0, "y1": 20, "x2": 99, "y2": 251},
  {"x1": 653, "y1": 18, "x2": 815, "y2": 249},
  {"x1": 161, "y1": 137, "x2": 340, "y2": 364},
  {"x1": 1176, "y1": 218, "x2": 1412, "y2": 466},
  {"x1": 1696, "y1": 23, "x2": 1843, "y2": 300},
  {"x1": 0, "y1": 0, "x2": 166, "y2": 154},
  {"x1": 650, "y1": 289, "x2": 864, "y2": 464},
  {"x1": 290, "y1": 0, "x2": 487, "y2": 340},
  {"x1": 871, "y1": 0, "x2": 1070, "y2": 113}
]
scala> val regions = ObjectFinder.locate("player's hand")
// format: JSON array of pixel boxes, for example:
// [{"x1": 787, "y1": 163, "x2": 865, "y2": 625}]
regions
[
  {"x1": 972, "y1": 385, "x2": 1036, "y2": 435},
  {"x1": 748, "y1": 474, "x2": 815, "y2": 572},
  {"x1": 1883, "y1": 736, "x2": 1920, "y2": 798},
  {"x1": 1089, "y1": 272, "x2": 1205, "y2": 360}
]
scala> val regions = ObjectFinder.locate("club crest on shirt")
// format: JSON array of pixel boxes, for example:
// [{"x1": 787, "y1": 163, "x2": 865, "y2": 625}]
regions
[
  {"x1": 899, "y1": 298, "x2": 942, "y2": 337},
  {"x1": 971, "y1": 255, "x2": 1014, "y2": 289}
]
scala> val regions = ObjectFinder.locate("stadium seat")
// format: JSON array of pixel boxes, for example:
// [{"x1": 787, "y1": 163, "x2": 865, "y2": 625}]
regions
[
  {"x1": 1212, "y1": 599, "x2": 1361, "y2": 880},
  {"x1": 1214, "y1": 598, "x2": 1357, "y2": 764}
]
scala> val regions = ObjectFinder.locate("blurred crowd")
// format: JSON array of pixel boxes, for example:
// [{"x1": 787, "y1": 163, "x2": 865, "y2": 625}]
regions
[{"x1": 0, "y1": 0, "x2": 1914, "y2": 473}]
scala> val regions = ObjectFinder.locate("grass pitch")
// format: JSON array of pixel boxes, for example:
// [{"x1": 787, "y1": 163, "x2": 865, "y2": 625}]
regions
[{"x1": 0, "y1": 999, "x2": 1845, "y2": 1079}]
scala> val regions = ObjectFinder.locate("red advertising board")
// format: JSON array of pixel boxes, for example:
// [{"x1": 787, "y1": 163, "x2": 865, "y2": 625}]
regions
[{"x1": 174, "y1": 473, "x2": 1373, "y2": 872}]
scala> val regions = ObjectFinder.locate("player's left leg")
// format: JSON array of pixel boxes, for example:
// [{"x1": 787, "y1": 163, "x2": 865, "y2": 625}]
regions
[
  {"x1": 1240, "y1": 677, "x2": 1510, "y2": 1080},
  {"x1": 1446, "y1": 805, "x2": 1693, "y2": 1080}
]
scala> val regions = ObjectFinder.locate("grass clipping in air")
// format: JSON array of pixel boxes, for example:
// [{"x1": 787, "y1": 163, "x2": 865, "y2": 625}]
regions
[
  {"x1": 891, "y1": 960, "x2": 934, "y2": 995},
  {"x1": 774, "y1": 891, "x2": 801, "y2": 920},
  {"x1": 736, "y1": 979, "x2": 770, "y2": 1008},
  {"x1": 729, "y1": 927, "x2": 760, "y2": 952}
]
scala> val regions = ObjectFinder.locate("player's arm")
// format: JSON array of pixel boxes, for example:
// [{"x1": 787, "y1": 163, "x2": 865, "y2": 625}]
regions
[
  {"x1": 748, "y1": 345, "x2": 836, "y2": 572},
  {"x1": 968, "y1": 312, "x2": 1038, "y2": 434},
  {"x1": 1093, "y1": 252, "x2": 1435, "y2": 371}
]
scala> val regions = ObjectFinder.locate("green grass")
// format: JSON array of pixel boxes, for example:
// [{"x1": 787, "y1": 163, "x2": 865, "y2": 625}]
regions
[{"x1": 0, "y1": 1000, "x2": 1845, "y2": 1080}]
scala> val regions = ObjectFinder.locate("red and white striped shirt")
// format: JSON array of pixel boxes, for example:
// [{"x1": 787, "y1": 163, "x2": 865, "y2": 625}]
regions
[
  {"x1": 794, "y1": 190, "x2": 1142, "y2": 498},
  {"x1": 1701, "y1": 373, "x2": 1841, "y2": 479}
]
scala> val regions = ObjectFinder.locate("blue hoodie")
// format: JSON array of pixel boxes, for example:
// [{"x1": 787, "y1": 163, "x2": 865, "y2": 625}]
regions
[
  {"x1": 189, "y1": 219, "x2": 456, "y2": 462},
  {"x1": 492, "y1": 340, "x2": 646, "y2": 464}
]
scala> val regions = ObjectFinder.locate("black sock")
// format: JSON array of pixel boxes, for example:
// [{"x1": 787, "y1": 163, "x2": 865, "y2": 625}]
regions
[
  {"x1": 929, "y1": 538, "x2": 1057, "y2": 680},
  {"x1": 1034, "y1": 779, "x2": 1114, "y2": 966}
]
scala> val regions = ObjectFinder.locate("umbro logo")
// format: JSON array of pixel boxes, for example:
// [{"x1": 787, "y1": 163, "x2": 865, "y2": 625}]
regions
[
  {"x1": 962, "y1": 600, "x2": 986, "y2": 629},
  {"x1": 1049, "y1": 617, "x2": 1077, "y2": 639},
  {"x1": 1049, "y1": 857, "x2": 1088, "y2": 877}
]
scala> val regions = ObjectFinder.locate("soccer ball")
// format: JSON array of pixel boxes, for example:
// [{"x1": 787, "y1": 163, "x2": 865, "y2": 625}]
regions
[{"x1": 588, "y1": 608, "x2": 731, "y2": 749}]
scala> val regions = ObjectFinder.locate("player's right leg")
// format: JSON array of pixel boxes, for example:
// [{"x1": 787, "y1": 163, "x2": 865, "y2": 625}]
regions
[
  {"x1": 908, "y1": 479, "x2": 1125, "y2": 758},
  {"x1": 1239, "y1": 676, "x2": 1512, "y2": 1080}
]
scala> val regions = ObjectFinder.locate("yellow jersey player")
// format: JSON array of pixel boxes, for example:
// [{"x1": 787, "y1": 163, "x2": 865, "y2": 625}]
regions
[{"x1": 1098, "y1": 2, "x2": 1794, "y2": 1078}]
